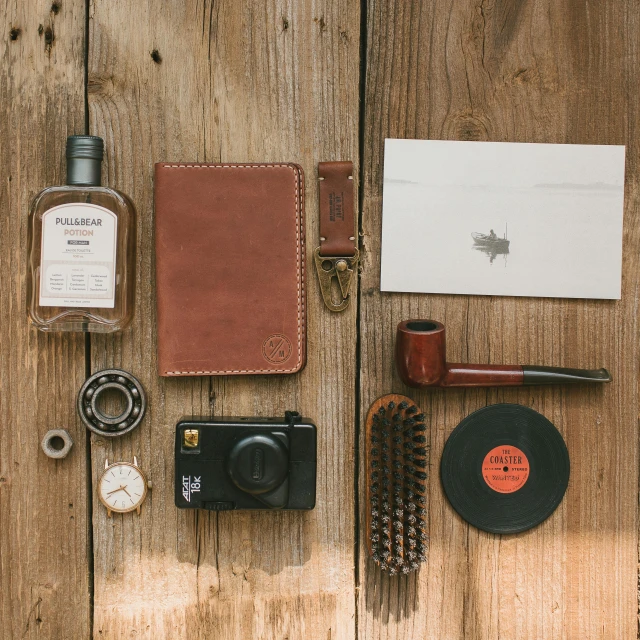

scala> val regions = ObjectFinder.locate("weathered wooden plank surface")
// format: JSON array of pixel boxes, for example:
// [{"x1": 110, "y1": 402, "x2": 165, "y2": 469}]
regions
[
  {"x1": 358, "y1": 1, "x2": 639, "y2": 639},
  {"x1": 88, "y1": 1, "x2": 360, "y2": 638},
  {"x1": 0, "y1": 1, "x2": 90, "y2": 639},
  {"x1": 3, "y1": 1, "x2": 640, "y2": 638}
]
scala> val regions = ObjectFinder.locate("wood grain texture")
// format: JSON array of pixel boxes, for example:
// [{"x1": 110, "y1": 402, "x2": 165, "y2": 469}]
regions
[
  {"x1": 0, "y1": 1, "x2": 90, "y2": 639},
  {"x1": 359, "y1": 1, "x2": 639, "y2": 639},
  {"x1": 3, "y1": 1, "x2": 640, "y2": 638},
  {"x1": 87, "y1": 0, "x2": 360, "y2": 638}
]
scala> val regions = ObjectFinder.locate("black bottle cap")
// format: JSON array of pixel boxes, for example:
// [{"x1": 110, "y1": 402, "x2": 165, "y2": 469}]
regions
[{"x1": 66, "y1": 135, "x2": 103, "y2": 186}]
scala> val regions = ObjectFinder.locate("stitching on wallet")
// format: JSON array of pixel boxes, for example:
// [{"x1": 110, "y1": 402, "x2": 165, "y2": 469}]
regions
[{"x1": 161, "y1": 163, "x2": 304, "y2": 375}]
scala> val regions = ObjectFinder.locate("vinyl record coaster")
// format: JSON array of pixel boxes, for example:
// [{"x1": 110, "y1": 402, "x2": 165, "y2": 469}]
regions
[{"x1": 440, "y1": 404, "x2": 570, "y2": 534}]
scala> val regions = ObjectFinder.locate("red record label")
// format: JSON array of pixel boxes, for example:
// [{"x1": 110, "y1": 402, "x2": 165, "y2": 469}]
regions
[{"x1": 482, "y1": 445, "x2": 530, "y2": 494}]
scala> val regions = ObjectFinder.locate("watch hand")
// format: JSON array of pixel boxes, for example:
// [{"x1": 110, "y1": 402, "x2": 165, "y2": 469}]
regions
[
  {"x1": 106, "y1": 485, "x2": 125, "y2": 496},
  {"x1": 121, "y1": 486, "x2": 131, "y2": 497}
]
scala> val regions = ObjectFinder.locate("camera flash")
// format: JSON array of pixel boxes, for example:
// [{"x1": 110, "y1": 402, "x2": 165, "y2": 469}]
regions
[{"x1": 183, "y1": 429, "x2": 199, "y2": 448}]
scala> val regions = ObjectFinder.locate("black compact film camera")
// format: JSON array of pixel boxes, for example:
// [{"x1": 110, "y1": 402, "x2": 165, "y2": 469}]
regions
[{"x1": 174, "y1": 411, "x2": 316, "y2": 511}]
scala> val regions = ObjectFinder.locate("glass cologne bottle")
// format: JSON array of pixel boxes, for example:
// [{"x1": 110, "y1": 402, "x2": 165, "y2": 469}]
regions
[{"x1": 27, "y1": 136, "x2": 136, "y2": 332}]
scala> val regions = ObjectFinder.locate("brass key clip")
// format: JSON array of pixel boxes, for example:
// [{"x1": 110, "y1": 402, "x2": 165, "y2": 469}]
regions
[{"x1": 314, "y1": 247, "x2": 359, "y2": 312}]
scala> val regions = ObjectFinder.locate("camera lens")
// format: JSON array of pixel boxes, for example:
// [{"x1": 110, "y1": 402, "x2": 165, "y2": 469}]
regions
[{"x1": 226, "y1": 434, "x2": 288, "y2": 495}]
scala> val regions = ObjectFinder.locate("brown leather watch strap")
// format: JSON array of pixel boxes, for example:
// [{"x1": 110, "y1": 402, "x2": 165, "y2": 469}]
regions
[{"x1": 318, "y1": 161, "x2": 356, "y2": 257}]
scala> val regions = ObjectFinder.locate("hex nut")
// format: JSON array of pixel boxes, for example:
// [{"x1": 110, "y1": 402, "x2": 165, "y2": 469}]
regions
[{"x1": 41, "y1": 429, "x2": 74, "y2": 459}]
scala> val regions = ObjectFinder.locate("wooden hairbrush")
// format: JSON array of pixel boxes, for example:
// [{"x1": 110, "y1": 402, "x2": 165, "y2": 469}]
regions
[{"x1": 365, "y1": 394, "x2": 429, "y2": 574}]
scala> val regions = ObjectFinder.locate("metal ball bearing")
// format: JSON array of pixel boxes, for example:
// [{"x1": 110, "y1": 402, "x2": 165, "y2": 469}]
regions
[{"x1": 77, "y1": 369, "x2": 146, "y2": 437}]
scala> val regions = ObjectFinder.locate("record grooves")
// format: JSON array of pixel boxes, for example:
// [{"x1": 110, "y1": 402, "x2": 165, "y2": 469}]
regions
[{"x1": 441, "y1": 404, "x2": 570, "y2": 534}]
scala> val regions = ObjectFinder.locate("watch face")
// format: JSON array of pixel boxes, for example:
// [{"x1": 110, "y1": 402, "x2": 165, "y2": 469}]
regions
[{"x1": 99, "y1": 462, "x2": 147, "y2": 513}]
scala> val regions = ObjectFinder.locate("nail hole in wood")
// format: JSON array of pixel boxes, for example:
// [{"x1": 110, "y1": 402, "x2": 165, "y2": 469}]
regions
[
  {"x1": 151, "y1": 49, "x2": 162, "y2": 64},
  {"x1": 282, "y1": 17, "x2": 289, "y2": 30},
  {"x1": 38, "y1": 24, "x2": 44, "y2": 35},
  {"x1": 9, "y1": 28, "x2": 21, "y2": 41},
  {"x1": 44, "y1": 26, "x2": 54, "y2": 46},
  {"x1": 51, "y1": 2, "x2": 61, "y2": 15}
]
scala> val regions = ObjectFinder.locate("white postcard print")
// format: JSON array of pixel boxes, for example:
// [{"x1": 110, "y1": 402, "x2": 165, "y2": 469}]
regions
[{"x1": 380, "y1": 139, "x2": 626, "y2": 300}]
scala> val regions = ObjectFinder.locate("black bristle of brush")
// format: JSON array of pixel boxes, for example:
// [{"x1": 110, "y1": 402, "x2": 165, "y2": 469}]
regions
[{"x1": 366, "y1": 394, "x2": 429, "y2": 574}]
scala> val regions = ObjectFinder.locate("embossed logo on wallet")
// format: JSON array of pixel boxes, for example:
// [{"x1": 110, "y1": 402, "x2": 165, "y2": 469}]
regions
[{"x1": 262, "y1": 334, "x2": 292, "y2": 364}]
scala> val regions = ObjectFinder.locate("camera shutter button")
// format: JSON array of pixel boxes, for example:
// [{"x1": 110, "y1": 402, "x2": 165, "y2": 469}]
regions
[{"x1": 227, "y1": 434, "x2": 288, "y2": 495}]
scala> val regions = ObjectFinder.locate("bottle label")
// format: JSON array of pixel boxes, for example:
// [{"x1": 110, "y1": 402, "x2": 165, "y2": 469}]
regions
[
  {"x1": 481, "y1": 444, "x2": 530, "y2": 494},
  {"x1": 39, "y1": 203, "x2": 117, "y2": 308}
]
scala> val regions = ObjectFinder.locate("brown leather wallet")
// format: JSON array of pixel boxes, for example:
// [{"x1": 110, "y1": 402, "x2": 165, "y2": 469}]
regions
[{"x1": 154, "y1": 163, "x2": 306, "y2": 376}]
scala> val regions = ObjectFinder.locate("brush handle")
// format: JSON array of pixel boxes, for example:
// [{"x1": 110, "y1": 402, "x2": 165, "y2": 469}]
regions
[{"x1": 522, "y1": 365, "x2": 611, "y2": 385}]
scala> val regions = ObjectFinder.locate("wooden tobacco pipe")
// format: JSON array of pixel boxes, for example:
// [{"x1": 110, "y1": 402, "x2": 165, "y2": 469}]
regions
[{"x1": 396, "y1": 320, "x2": 612, "y2": 388}]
